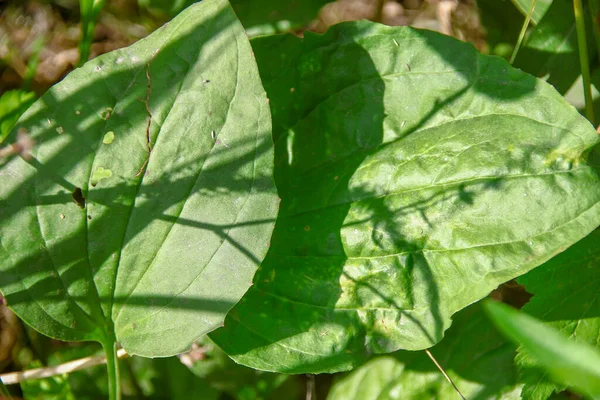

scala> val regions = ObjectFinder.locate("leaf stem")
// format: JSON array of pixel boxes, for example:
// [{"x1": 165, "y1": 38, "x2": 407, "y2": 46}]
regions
[
  {"x1": 102, "y1": 340, "x2": 122, "y2": 400},
  {"x1": 574, "y1": 0, "x2": 596, "y2": 124},
  {"x1": 510, "y1": 0, "x2": 537, "y2": 64},
  {"x1": 78, "y1": 0, "x2": 106, "y2": 66},
  {"x1": 0, "y1": 379, "x2": 12, "y2": 399},
  {"x1": 589, "y1": 0, "x2": 600, "y2": 68},
  {"x1": 425, "y1": 349, "x2": 466, "y2": 400}
]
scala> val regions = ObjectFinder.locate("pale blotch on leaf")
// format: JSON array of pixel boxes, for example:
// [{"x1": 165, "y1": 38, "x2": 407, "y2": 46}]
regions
[
  {"x1": 56, "y1": 126, "x2": 64, "y2": 134},
  {"x1": 91, "y1": 167, "x2": 113, "y2": 187},
  {"x1": 103, "y1": 131, "x2": 115, "y2": 144}
]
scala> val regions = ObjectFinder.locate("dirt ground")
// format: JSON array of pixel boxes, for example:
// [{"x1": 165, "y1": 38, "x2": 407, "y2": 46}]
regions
[{"x1": 0, "y1": 0, "x2": 485, "y2": 94}]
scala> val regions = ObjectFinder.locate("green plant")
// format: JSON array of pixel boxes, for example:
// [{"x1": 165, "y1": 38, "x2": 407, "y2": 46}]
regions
[
  {"x1": 484, "y1": 300, "x2": 600, "y2": 400},
  {"x1": 1, "y1": 0, "x2": 600, "y2": 399},
  {"x1": 78, "y1": 0, "x2": 107, "y2": 66}
]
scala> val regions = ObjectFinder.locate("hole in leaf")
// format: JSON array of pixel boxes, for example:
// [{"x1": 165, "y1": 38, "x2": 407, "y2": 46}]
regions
[{"x1": 72, "y1": 187, "x2": 85, "y2": 209}]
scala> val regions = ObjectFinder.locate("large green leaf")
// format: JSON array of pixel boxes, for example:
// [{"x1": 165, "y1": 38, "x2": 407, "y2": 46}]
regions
[
  {"x1": 485, "y1": 301, "x2": 600, "y2": 400},
  {"x1": 0, "y1": 0, "x2": 277, "y2": 357},
  {"x1": 514, "y1": 0, "x2": 597, "y2": 95},
  {"x1": 515, "y1": 229, "x2": 600, "y2": 399},
  {"x1": 327, "y1": 303, "x2": 521, "y2": 400},
  {"x1": 210, "y1": 21, "x2": 600, "y2": 373}
]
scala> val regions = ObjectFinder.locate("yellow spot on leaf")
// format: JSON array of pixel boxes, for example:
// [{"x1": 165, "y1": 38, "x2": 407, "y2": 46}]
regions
[{"x1": 103, "y1": 131, "x2": 115, "y2": 144}]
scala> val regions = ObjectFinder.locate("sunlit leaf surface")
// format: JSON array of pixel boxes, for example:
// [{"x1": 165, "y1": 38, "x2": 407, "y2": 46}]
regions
[
  {"x1": 211, "y1": 21, "x2": 600, "y2": 373},
  {"x1": 0, "y1": 0, "x2": 277, "y2": 356}
]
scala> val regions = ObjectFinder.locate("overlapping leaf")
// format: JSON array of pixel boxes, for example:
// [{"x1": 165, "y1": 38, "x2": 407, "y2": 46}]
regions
[
  {"x1": 230, "y1": 0, "x2": 333, "y2": 36},
  {"x1": 515, "y1": 229, "x2": 600, "y2": 399},
  {"x1": 327, "y1": 303, "x2": 521, "y2": 400},
  {"x1": 510, "y1": 0, "x2": 553, "y2": 24},
  {"x1": 210, "y1": 21, "x2": 600, "y2": 373},
  {"x1": 514, "y1": 0, "x2": 597, "y2": 94},
  {"x1": 0, "y1": 0, "x2": 277, "y2": 357},
  {"x1": 477, "y1": 0, "x2": 523, "y2": 58},
  {"x1": 0, "y1": 90, "x2": 35, "y2": 143},
  {"x1": 139, "y1": 0, "x2": 332, "y2": 36}
]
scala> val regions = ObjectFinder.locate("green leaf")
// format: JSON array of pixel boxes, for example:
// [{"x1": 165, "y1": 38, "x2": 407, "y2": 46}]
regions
[
  {"x1": 510, "y1": 0, "x2": 553, "y2": 24},
  {"x1": 477, "y1": 0, "x2": 523, "y2": 59},
  {"x1": 20, "y1": 360, "x2": 76, "y2": 400},
  {"x1": 0, "y1": 90, "x2": 36, "y2": 143},
  {"x1": 327, "y1": 303, "x2": 521, "y2": 400},
  {"x1": 210, "y1": 21, "x2": 600, "y2": 373},
  {"x1": 185, "y1": 337, "x2": 302, "y2": 400},
  {"x1": 0, "y1": 0, "x2": 277, "y2": 358},
  {"x1": 42, "y1": 343, "x2": 110, "y2": 400},
  {"x1": 37, "y1": 342, "x2": 221, "y2": 399},
  {"x1": 230, "y1": 0, "x2": 333, "y2": 36},
  {"x1": 137, "y1": 0, "x2": 198, "y2": 18},
  {"x1": 138, "y1": 0, "x2": 331, "y2": 36},
  {"x1": 515, "y1": 229, "x2": 600, "y2": 399},
  {"x1": 128, "y1": 356, "x2": 220, "y2": 400},
  {"x1": 484, "y1": 300, "x2": 600, "y2": 400},
  {"x1": 514, "y1": 0, "x2": 597, "y2": 94}
]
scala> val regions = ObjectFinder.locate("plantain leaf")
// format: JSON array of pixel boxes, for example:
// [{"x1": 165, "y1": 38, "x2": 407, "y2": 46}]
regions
[
  {"x1": 210, "y1": 21, "x2": 600, "y2": 373},
  {"x1": 0, "y1": 0, "x2": 277, "y2": 357},
  {"x1": 516, "y1": 229, "x2": 600, "y2": 400}
]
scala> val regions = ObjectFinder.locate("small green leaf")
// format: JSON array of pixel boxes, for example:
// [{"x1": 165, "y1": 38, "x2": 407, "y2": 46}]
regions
[
  {"x1": 211, "y1": 21, "x2": 600, "y2": 373},
  {"x1": 0, "y1": 0, "x2": 277, "y2": 358},
  {"x1": 138, "y1": 0, "x2": 331, "y2": 35},
  {"x1": 230, "y1": 0, "x2": 333, "y2": 36},
  {"x1": 0, "y1": 90, "x2": 36, "y2": 143},
  {"x1": 185, "y1": 336, "x2": 301, "y2": 399},
  {"x1": 484, "y1": 300, "x2": 600, "y2": 400},
  {"x1": 20, "y1": 360, "x2": 76, "y2": 400},
  {"x1": 129, "y1": 356, "x2": 220, "y2": 400}
]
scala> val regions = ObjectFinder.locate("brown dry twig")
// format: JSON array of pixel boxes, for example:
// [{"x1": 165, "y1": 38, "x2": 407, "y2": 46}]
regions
[
  {"x1": 0, "y1": 349, "x2": 128, "y2": 385},
  {"x1": 0, "y1": 128, "x2": 35, "y2": 160}
]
